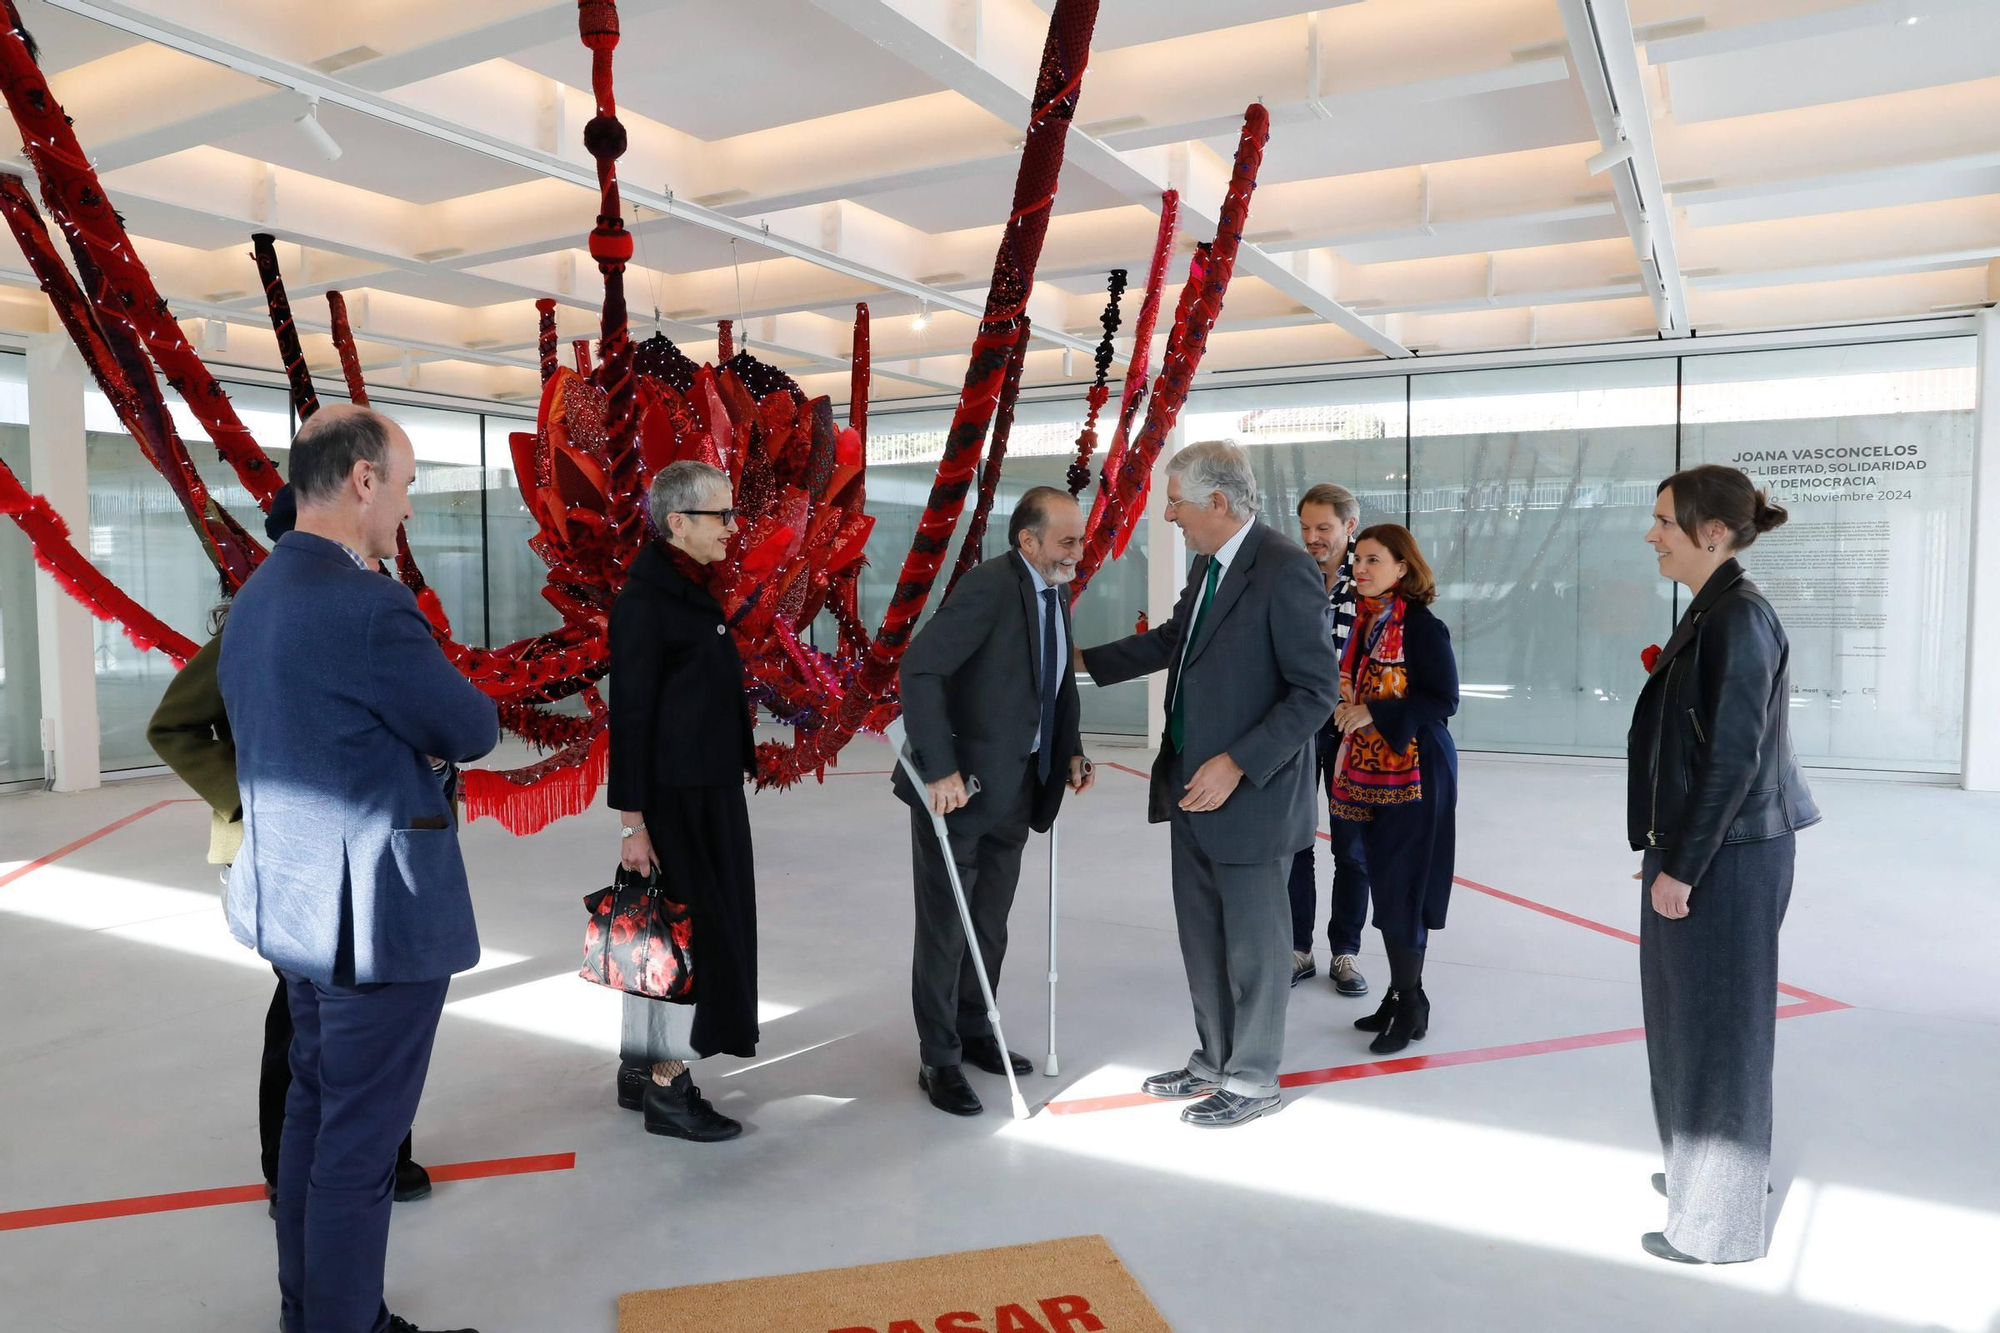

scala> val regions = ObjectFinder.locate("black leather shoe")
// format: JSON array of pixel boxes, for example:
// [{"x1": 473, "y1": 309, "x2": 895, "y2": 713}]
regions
[
  {"x1": 1368, "y1": 987, "x2": 1429, "y2": 1055},
  {"x1": 387, "y1": 1316, "x2": 479, "y2": 1333},
  {"x1": 919, "y1": 1063, "x2": 983, "y2": 1116},
  {"x1": 393, "y1": 1159, "x2": 432, "y2": 1203},
  {"x1": 962, "y1": 1036, "x2": 1032, "y2": 1077},
  {"x1": 1640, "y1": 1232, "x2": 1705, "y2": 1264},
  {"x1": 643, "y1": 1071, "x2": 743, "y2": 1142},
  {"x1": 617, "y1": 1060, "x2": 648, "y2": 1111}
]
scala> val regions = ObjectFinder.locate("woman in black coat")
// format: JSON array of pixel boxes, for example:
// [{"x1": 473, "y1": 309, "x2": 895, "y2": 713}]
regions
[
  {"x1": 1629, "y1": 464, "x2": 1819, "y2": 1265},
  {"x1": 608, "y1": 459, "x2": 760, "y2": 1143},
  {"x1": 1330, "y1": 524, "x2": 1459, "y2": 1056}
]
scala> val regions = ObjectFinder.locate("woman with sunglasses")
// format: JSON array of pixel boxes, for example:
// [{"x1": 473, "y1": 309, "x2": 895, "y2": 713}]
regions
[
  {"x1": 607, "y1": 460, "x2": 760, "y2": 1142},
  {"x1": 1330, "y1": 524, "x2": 1459, "y2": 1056}
]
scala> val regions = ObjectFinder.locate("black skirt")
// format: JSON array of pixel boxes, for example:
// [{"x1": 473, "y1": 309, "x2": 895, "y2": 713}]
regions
[{"x1": 643, "y1": 784, "x2": 759, "y2": 1059}]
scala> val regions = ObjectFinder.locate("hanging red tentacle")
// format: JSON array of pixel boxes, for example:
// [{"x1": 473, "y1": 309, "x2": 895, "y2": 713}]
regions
[
  {"x1": 537, "y1": 299, "x2": 560, "y2": 384},
  {"x1": 946, "y1": 319, "x2": 1032, "y2": 598},
  {"x1": 1072, "y1": 105, "x2": 1269, "y2": 598},
  {"x1": 716, "y1": 319, "x2": 734, "y2": 363},
  {"x1": 0, "y1": 2, "x2": 282, "y2": 510},
  {"x1": 0, "y1": 174, "x2": 260, "y2": 586},
  {"x1": 760, "y1": 0, "x2": 1103, "y2": 787},
  {"x1": 1065, "y1": 268, "x2": 1126, "y2": 496},
  {"x1": 0, "y1": 459, "x2": 198, "y2": 665},
  {"x1": 326, "y1": 291, "x2": 371, "y2": 405},
  {"x1": 252, "y1": 234, "x2": 321, "y2": 420},
  {"x1": 1083, "y1": 190, "x2": 1177, "y2": 557}
]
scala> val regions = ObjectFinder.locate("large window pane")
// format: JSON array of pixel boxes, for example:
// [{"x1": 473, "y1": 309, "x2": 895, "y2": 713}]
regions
[
  {"x1": 386, "y1": 403, "x2": 486, "y2": 643},
  {"x1": 863, "y1": 402, "x2": 1151, "y2": 735},
  {"x1": 1410, "y1": 361, "x2": 1679, "y2": 756},
  {"x1": 83, "y1": 381, "x2": 294, "y2": 770},
  {"x1": 0, "y1": 354, "x2": 40, "y2": 783},
  {"x1": 1681, "y1": 338, "x2": 1976, "y2": 771},
  {"x1": 481, "y1": 412, "x2": 564, "y2": 648},
  {"x1": 1185, "y1": 376, "x2": 1410, "y2": 530}
]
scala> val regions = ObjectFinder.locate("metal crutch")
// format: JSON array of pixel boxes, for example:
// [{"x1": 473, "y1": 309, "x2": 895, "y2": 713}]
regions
[
  {"x1": 886, "y1": 719, "x2": 1032, "y2": 1120},
  {"x1": 1044, "y1": 819, "x2": 1060, "y2": 1077}
]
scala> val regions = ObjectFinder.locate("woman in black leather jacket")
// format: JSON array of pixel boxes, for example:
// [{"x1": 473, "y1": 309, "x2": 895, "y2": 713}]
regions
[{"x1": 1628, "y1": 464, "x2": 1820, "y2": 1266}]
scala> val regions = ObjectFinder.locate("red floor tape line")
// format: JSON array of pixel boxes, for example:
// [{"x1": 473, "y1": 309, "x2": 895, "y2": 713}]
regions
[
  {"x1": 0, "y1": 798, "x2": 197, "y2": 890},
  {"x1": 0, "y1": 1153, "x2": 577, "y2": 1232},
  {"x1": 1042, "y1": 762, "x2": 1851, "y2": 1116}
]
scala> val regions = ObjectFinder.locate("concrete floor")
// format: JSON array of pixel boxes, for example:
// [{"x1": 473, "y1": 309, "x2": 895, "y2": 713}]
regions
[{"x1": 2, "y1": 746, "x2": 1997, "y2": 1333}]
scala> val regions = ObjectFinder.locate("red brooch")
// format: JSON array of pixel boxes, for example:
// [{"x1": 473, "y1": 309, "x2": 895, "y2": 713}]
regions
[{"x1": 1641, "y1": 643, "x2": 1662, "y2": 673}]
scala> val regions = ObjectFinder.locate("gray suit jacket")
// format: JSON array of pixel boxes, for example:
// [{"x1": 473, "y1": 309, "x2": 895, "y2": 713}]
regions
[
  {"x1": 1083, "y1": 521, "x2": 1338, "y2": 864},
  {"x1": 892, "y1": 551, "x2": 1083, "y2": 838}
]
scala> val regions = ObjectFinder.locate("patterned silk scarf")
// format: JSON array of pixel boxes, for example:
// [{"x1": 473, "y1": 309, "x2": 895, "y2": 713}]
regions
[{"x1": 1330, "y1": 593, "x2": 1424, "y2": 822}]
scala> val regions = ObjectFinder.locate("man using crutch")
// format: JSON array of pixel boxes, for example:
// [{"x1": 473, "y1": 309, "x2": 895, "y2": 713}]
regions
[{"x1": 893, "y1": 487, "x2": 1094, "y2": 1116}]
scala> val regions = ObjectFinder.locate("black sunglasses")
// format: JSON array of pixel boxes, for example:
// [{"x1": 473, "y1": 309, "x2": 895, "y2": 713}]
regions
[{"x1": 675, "y1": 508, "x2": 740, "y2": 524}]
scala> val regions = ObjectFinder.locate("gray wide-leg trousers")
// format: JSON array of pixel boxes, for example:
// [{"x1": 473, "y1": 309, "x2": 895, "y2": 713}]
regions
[{"x1": 1640, "y1": 834, "x2": 1794, "y2": 1263}]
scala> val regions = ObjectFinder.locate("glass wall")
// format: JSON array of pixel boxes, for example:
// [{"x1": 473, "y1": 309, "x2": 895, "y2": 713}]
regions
[
  {"x1": 1682, "y1": 340, "x2": 1976, "y2": 771},
  {"x1": 2, "y1": 335, "x2": 1979, "y2": 778},
  {"x1": 863, "y1": 401, "x2": 1152, "y2": 735},
  {"x1": 65, "y1": 381, "x2": 535, "y2": 775},
  {"x1": 0, "y1": 353, "x2": 40, "y2": 783},
  {"x1": 1409, "y1": 360, "x2": 1679, "y2": 756},
  {"x1": 84, "y1": 382, "x2": 295, "y2": 769},
  {"x1": 1176, "y1": 335, "x2": 1975, "y2": 772}
]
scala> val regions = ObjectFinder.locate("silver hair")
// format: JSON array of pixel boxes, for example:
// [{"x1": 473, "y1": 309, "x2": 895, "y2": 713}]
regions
[
  {"x1": 648, "y1": 460, "x2": 731, "y2": 535},
  {"x1": 1167, "y1": 439, "x2": 1258, "y2": 520}
]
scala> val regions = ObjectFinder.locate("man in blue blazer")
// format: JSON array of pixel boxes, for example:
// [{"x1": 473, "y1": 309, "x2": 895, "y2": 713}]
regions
[{"x1": 222, "y1": 405, "x2": 497, "y2": 1333}]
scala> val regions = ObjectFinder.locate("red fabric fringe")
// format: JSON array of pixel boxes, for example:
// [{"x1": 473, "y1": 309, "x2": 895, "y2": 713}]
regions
[{"x1": 461, "y1": 727, "x2": 610, "y2": 836}]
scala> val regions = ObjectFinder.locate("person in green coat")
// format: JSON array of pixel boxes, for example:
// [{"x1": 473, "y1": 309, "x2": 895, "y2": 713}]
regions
[{"x1": 147, "y1": 486, "x2": 430, "y2": 1210}]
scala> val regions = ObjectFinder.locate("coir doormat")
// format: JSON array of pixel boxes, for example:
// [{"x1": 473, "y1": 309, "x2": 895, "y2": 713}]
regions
[{"x1": 618, "y1": 1234, "x2": 1172, "y2": 1333}]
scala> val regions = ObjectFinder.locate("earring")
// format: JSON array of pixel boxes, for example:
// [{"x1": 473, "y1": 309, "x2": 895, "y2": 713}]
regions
[{"x1": 1707, "y1": 545, "x2": 1715, "y2": 552}]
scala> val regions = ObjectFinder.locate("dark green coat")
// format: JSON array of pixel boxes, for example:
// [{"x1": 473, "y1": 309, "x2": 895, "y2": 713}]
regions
[{"x1": 146, "y1": 634, "x2": 242, "y2": 865}]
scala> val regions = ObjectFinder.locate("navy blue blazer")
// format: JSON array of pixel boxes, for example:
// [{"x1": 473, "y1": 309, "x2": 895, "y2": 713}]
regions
[{"x1": 219, "y1": 532, "x2": 499, "y2": 984}]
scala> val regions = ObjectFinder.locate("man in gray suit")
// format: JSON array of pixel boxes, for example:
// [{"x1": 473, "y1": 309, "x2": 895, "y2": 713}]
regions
[
  {"x1": 893, "y1": 487, "x2": 1095, "y2": 1116},
  {"x1": 1078, "y1": 440, "x2": 1338, "y2": 1127}
]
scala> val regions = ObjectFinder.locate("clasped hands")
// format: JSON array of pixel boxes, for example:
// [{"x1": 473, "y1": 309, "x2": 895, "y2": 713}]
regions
[{"x1": 1331, "y1": 678, "x2": 1373, "y2": 736}]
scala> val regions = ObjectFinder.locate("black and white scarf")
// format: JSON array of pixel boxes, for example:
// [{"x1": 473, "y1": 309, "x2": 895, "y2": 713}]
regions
[{"x1": 1329, "y1": 536, "x2": 1358, "y2": 658}]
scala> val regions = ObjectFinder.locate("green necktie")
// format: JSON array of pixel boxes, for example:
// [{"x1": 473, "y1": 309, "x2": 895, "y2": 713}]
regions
[{"x1": 1168, "y1": 557, "x2": 1222, "y2": 753}]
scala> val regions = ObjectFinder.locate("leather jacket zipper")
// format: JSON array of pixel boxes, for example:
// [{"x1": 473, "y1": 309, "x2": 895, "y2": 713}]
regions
[
  {"x1": 1647, "y1": 658, "x2": 1680, "y2": 848},
  {"x1": 1687, "y1": 710, "x2": 1706, "y2": 745}
]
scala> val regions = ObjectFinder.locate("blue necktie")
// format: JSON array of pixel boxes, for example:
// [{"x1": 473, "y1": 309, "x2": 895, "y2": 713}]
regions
[{"x1": 1038, "y1": 587, "x2": 1059, "y2": 783}]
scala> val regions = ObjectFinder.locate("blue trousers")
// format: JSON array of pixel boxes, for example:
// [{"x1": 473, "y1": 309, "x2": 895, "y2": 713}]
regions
[
  {"x1": 1287, "y1": 817, "x2": 1370, "y2": 954},
  {"x1": 276, "y1": 971, "x2": 449, "y2": 1333}
]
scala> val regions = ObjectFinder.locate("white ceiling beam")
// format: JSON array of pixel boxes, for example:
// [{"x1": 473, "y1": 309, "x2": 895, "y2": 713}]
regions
[
  {"x1": 1558, "y1": 0, "x2": 1690, "y2": 337},
  {"x1": 36, "y1": 0, "x2": 1111, "y2": 366},
  {"x1": 1640, "y1": 0, "x2": 1988, "y2": 64},
  {"x1": 804, "y1": 0, "x2": 1410, "y2": 359}
]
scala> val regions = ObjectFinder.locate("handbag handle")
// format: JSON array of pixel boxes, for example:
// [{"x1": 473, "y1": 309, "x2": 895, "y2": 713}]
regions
[{"x1": 613, "y1": 864, "x2": 659, "y2": 894}]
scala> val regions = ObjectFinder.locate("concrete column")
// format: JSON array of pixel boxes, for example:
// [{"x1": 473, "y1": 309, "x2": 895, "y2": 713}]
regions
[
  {"x1": 28, "y1": 335, "x2": 98, "y2": 792},
  {"x1": 1145, "y1": 422, "x2": 1189, "y2": 730},
  {"x1": 1966, "y1": 309, "x2": 2000, "y2": 791}
]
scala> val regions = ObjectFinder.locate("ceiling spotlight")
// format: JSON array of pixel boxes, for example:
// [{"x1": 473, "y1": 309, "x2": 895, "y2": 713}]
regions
[
  {"x1": 911, "y1": 299, "x2": 932, "y2": 333},
  {"x1": 293, "y1": 98, "x2": 343, "y2": 162}
]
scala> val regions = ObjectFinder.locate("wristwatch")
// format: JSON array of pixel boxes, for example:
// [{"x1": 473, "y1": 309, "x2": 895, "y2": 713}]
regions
[{"x1": 620, "y1": 824, "x2": 644, "y2": 839}]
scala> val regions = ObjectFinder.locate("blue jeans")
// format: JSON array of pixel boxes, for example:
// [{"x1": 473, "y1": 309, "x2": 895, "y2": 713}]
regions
[
  {"x1": 1288, "y1": 742, "x2": 1371, "y2": 955},
  {"x1": 275, "y1": 971, "x2": 449, "y2": 1333}
]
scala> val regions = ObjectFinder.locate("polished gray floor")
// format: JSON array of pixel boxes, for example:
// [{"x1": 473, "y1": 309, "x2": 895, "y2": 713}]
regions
[{"x1": 2, "y1": 748, "x2": 1996, "y2": 1332}]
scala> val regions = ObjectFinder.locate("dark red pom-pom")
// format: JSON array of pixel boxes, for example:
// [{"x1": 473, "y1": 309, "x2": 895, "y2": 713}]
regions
[
  {"x1": 577, "y1": 0, "x2": 620, "y2": 48},
  {"x1": 582, "y1": 114, "x2": 627, "y2": 161},
  {"x1": 589, "y1": 222, "x2": 634, "y2": 267}
]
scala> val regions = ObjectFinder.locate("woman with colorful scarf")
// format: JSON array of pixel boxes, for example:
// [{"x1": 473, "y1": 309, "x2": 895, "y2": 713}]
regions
[{"x1": 1330, "y1": 524, "x2": 1460, "y2": 1055}]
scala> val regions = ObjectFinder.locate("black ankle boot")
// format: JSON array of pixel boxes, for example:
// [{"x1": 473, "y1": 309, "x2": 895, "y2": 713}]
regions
[
  {"x1": 1369, "y1": 986, "x2": 1429, "y2": 1054},
  {"x1": 617, "y1": 1060, "x2": 648, "y2": 1111},
  {"x1": 643, "y1": 1070, "x2": 743, "y2": 1142},
  {"x1": 1353, "y1": 990, "x2": 1400, "y2": 1033}
]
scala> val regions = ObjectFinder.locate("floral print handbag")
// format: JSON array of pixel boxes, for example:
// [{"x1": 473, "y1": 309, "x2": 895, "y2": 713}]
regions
[{"x1": 580, "y1": 866, "x2": 695, "y2": 999}]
